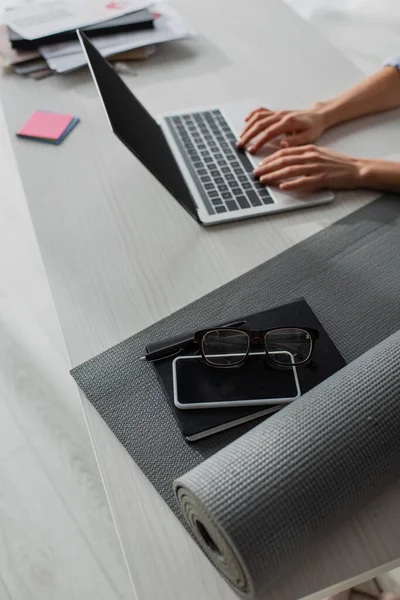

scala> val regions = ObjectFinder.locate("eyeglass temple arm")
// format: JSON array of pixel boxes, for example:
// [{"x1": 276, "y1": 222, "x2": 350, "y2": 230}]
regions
[{"x1": 141, "y1": 320, "x2": 247, "y2": 362}]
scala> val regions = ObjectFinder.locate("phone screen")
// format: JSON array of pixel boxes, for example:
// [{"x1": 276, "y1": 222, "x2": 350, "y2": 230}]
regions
[{"x1": 173, "y1": 353, "x2": 300, "y2": 409}]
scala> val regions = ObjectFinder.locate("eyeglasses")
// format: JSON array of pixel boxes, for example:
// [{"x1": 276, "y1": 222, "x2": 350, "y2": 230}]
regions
[{"x1": 193, "y1": 326, "x2": 319, "y2": 368}]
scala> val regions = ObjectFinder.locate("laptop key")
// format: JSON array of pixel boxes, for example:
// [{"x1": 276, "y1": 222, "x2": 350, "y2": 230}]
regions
[
  {"x1": 235, "y1": 148, "x2": 254, "y2": 172},
  {"x1": 238, "y1": 175, "x2": 248, "y2": 183},
  {"x1": 246, "y1": 190, "x2": 262, "y2": 206},
  {"x1": 215, "y1": 205, "x2": 227, "y2": 213},
  {"x1": 218, "y1": 184, "x2": 228, "y2": 192},
  {"x1": 237, "y1": 195, "x2": 250, "y2": 209},
  {"x1": 243, "y1": 182, "x2": 252, "y2": 190},
  {"x1": 211, "y1": 197, "x2": 224, "y2": 206},
  {"x1": 198, "y1": 169, "x2": 207, "y2": 176},
  {"x1": 208, "y1": 190, "x2": 219, "y2": 198},
  {"x1": 226, "y1": 200, "x2": 239, "y2": 211},
  {"x1": 231, "y1": 187, "x2": 242, "y2": 195},
  {"x1": 222, "y1": 192, "x2": 232, "y2": 200},
  {"x1": 261, "y1": 195, "x2": 274, "y2": 204},
  {"x1": 201, "y1": 176, "x2": 212, "y2": 183},
  {"x1": 226, "y1": 174, "x2": 235, "y2": 181},
  {"x1": 214, "y1": 177, "x2": 224, "y2": 185},
  {"x1": 221, "y1": 167, "x2": 231, "y2": 174}
]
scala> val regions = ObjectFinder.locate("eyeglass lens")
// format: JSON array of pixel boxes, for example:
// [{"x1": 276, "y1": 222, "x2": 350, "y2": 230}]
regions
[
  {"x1": 202, "y1": 329, "x2": 250, "y2": 367},
  {"x1": 202, "y1": 327, "x2": 312, "y2": 367},
  {"x1": 265, "y1": 328, "x2": 312, "y2": 365}
]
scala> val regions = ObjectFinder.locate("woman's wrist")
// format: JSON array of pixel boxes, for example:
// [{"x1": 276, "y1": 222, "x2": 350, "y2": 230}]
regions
[
  {"x1": 311, "y1": 100, "x2": 343, "y2": 131},
  {"x1": 354, "y1": 158, "x2": 372, "y2": 187},
  {"x1": 354, "y1": 158, "x2": 400, "y2": 192},
  {"x1": 310, "y1": 66, "x2": 400, "y2": 140}
]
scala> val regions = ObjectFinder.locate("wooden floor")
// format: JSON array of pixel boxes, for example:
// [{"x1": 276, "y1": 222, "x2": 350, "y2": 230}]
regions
[{"x1": 0, "y1": 99, "x2": 134, "y2": 598}]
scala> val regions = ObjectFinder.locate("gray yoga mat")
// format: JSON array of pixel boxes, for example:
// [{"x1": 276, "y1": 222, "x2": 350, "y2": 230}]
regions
[
  {"x1": 71, "y1": 194, "x2": 400, "y2": 594},
  {"x1": 175, "y1": 330, "x2": 400, "y2": 598}
]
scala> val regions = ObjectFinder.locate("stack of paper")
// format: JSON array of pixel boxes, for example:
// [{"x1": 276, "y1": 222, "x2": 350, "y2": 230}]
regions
[
  {"x1": 1, "y1": 1, "x2": 195, "y2": 78},
  {"x1": 4, "y1": 0, "x2": 153, "y2": 41},
  {"x1": 40, "y1": 3, "x2": 195, "y2": 73}
]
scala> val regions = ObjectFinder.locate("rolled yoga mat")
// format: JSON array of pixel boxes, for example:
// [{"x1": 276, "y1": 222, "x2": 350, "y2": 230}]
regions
[{"x1": 175, "y1": 330, "x2": 400, "y2": 599}]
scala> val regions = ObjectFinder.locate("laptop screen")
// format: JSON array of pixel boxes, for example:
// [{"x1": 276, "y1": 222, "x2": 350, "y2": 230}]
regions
[{"x1": 78, "y1": 31, "x2": 198, "y2": 220}]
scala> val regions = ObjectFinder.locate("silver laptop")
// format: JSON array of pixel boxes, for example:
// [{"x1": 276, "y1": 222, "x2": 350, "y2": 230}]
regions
[{"x1": 78, "y1": 31, "x2": 334, "y2": 226}]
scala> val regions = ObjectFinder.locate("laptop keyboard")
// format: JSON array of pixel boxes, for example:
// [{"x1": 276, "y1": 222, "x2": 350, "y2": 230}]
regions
[{"x1": 164, "y1": 109, "x2": 274, "y2": 216}]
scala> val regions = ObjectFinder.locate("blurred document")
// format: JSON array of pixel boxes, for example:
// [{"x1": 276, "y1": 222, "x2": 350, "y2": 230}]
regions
[
  {"x1": 40, "y1": 3, "x2": 195, "y2": 72},
  {"x1": 4, "y1": 0, "x2": 151, "y2": 40}
]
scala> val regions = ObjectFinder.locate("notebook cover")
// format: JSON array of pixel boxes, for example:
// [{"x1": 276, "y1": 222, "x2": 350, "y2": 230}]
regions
[
  {"x1": 8, "y1": 9, "x2": 154, "y2": 50},
  {"x1": 146, "y1": 299, "x2": 346, "y2": 440}
]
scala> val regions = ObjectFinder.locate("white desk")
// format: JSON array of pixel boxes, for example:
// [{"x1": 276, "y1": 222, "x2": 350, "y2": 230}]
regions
[{"x1": 2, "y1": 0, "x2": 400, "y2": 598}]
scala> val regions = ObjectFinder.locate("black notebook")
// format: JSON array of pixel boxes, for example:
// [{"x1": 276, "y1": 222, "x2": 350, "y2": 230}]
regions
[
  {"x1": 145, "y1": 299, "x2": 346, "y2": 441},
  {"x1": 8, "y1": 9, "x2": 154, "y2": 50}
]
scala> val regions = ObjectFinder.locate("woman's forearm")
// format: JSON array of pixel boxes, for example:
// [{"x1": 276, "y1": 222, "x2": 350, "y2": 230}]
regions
[
  {"x1": 315, "y1": 67, "x2": 400, "y2": 130},
  {"x1": 358, "y1": 158, "x2": 400, "y2": 192}
]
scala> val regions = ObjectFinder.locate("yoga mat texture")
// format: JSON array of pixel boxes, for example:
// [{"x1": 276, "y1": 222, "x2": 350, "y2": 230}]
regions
[
  {"x1": 174, "y1": 330, "x2": 400, "y2": 598},
  {"x1": 71, "y1": 194, "x2": 400, "y2": 598}
]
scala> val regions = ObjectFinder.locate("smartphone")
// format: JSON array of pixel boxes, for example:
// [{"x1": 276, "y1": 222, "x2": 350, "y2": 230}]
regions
[{"x1": 172, "y1": 351, "x2": 301, "y2": 409}]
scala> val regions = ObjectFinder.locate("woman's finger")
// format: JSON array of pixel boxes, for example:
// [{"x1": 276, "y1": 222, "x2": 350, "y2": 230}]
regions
[
  {"x1": 240, "y1": 111, "x2": 278, "y2": 138},
  {"x1": 238, "y1": 113, "x2": 281, "y2": 142},
  {"x1": 259, "y1": 145, "x2": 319, "y2": 166},
  {"x1": 279, "y1": 174, "x2": 324, "y2": 192},
  {"x1": 248, "y1": 116, "x2": 304, "y2": 153},
  {"x1": 280, "y1": 130, "x2": 313, "y2": 148},
  {"x1": 245, "y1": 107, "x2": 270, "y2": 121},
  {"x1": 259, "y1": 164, "x2": 320, "y2": 184},
  {"x1": 237, "y1": 115, "x2": 281, "y2": 148},
  {"x1": 255, "y1": 150, "x2": 314, "y2": 175}
]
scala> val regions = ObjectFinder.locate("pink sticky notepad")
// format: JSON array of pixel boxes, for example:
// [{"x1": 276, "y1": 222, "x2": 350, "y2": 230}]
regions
[{"x1": 18, "y1": 111, "x2": 74, "y2": 140}]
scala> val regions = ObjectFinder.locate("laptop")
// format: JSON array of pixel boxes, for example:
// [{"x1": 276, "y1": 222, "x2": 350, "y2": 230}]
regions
[{"x1": 78, "y1": 31, "x2": 334, "y2": 226}]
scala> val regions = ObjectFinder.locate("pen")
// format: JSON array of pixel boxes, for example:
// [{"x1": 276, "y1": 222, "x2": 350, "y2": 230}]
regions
[{"x1": 140, "y1": 320, "x2": 246, "y2": 362}]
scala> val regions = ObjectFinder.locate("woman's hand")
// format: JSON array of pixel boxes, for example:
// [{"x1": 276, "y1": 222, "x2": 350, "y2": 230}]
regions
[
  {"x1": 236, "y1": 106, "x2": 327, "y2": 154},
  {"x1": 253, "y1": 145, "x2": 364, "y2": 193}
]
